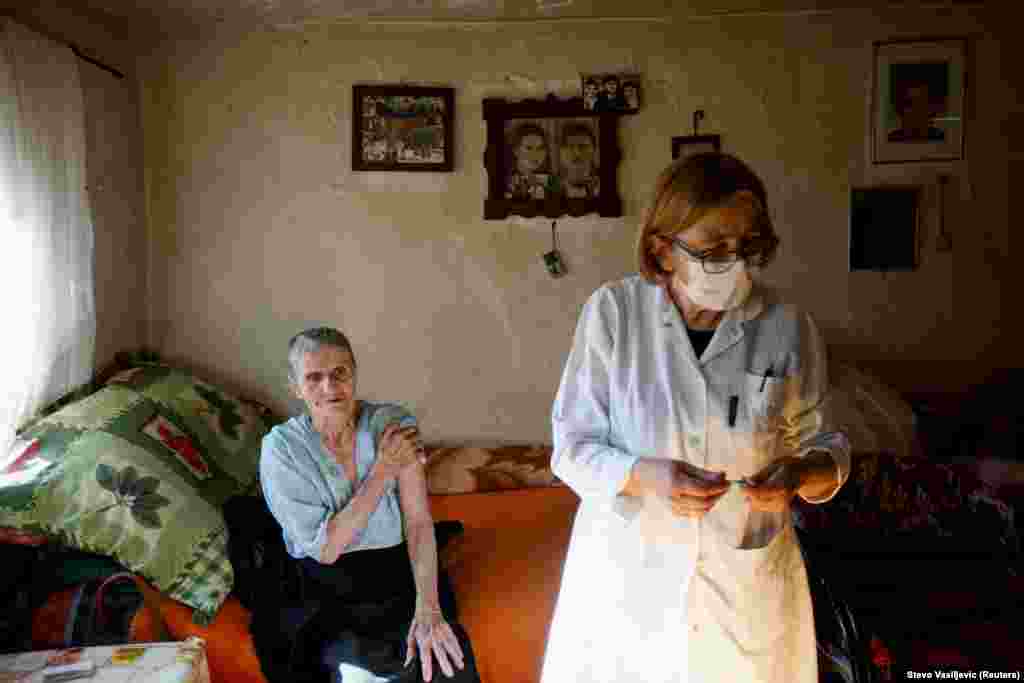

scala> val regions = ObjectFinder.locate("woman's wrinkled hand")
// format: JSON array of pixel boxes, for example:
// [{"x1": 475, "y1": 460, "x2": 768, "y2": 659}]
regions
[
  {"x1": 741, "y1": 456, "x2": 805, "y2": 513},
  {"x1": 373, "y1": 423, "x2": 426, "y2": 481},
  {"x1": 629, "y1": 458, "x2": 730, "y2": 518},
  {"x1": 405, "y1": 607, "x2": 465, "y2": 681}
]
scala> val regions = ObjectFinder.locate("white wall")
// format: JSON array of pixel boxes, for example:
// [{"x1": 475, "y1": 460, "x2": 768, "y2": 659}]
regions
[{"x1": 137, "y1": 4, "x2": 1013, "y2": 443}]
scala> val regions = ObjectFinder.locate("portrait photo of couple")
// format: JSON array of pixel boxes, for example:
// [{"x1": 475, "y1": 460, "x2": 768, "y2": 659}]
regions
[{"x1": 504, "y1": 118, "x2": 601, "y2": 201}]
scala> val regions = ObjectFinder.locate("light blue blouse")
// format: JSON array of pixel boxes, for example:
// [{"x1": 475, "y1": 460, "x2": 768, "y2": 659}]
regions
[{"x1": 259, "y1": 401, "x2": 416, "y2": 560}]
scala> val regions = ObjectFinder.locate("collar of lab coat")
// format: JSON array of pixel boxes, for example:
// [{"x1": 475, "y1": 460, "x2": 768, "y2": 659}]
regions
[{"x1": 658, "y1": 280, "x2": 767, "y2": 365}]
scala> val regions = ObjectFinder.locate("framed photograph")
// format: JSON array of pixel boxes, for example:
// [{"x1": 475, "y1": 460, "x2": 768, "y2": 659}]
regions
[
  {"x1": 849, "y1": 186, "x2": 921, "y2": 271},
  {"x1": 483, "y1": 95, "x2": 623, "y2": 219},
  {"x1": 580, "y1": 73, "x2": 641, "y2": 113},
  {"x1": 671, "y1": 134, "x2": 721, "y2": 161},
  {"x1": 352, "y1": 85, "x2": 454, "y2": 172},
  {"x1": 871, "y1": 38, "x2": 967, "y2": 164}
]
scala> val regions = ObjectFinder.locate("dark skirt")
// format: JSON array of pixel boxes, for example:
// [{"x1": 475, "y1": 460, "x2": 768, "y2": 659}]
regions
[{"x1": 299, "y1": 542, "x2": 479, "y2": 683}]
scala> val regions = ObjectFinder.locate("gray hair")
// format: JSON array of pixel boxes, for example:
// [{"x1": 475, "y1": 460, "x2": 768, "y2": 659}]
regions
[{"x1": 287, "y1": 327, "x2": 355, "y2": 384}]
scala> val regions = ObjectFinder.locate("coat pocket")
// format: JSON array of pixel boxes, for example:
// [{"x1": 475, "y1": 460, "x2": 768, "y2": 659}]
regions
[
  {"x1": 743, "y1": 372, "x2": 784, "y2": 424},
  {"x1": 730, "y1": 523, "x2": 800, "y2": 650}
]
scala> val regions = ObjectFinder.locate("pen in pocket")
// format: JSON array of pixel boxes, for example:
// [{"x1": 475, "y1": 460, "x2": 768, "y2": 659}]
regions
[
  {"x1": 759, "y1": 364, "x2": 774, "y2": 393},
  {"x1": 727, "y1": 395, "x2": 738, "y2": 428}
]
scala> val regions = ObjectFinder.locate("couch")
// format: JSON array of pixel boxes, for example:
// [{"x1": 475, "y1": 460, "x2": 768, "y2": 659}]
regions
[{"x1": 3, "y1": 355, "x2": 1022, "y2": 682}]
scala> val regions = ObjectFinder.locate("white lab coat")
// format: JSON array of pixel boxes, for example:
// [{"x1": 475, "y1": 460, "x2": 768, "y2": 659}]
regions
[{"x1": 542, "y1": 275, "x2": 851, "y2": 683}]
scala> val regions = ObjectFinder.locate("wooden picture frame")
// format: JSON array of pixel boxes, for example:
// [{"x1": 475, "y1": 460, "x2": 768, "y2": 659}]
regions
[
  {"x1": 580, "y1": 73, "x2": 642, "y2": 114},
  {"x1": 483, "y1": 95, "x2": 623, "y2": 220},
  {"x1": 871, "y1": 38, "x2": 968, "y2": 165},
  {"x1": 352, "y1": 85, "x2": 454, "y2": 172},
  {"x1": 849, "y1": 186, "x2": 921, "y2": 271},
  {"x1": 671, "y1": 134, "x2": 721, "y2": 161}
]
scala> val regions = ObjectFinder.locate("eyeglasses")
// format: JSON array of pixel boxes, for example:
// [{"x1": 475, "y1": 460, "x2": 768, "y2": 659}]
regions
[{"x1": 669, "y1": 235, "x2": 777, "y2": 274}]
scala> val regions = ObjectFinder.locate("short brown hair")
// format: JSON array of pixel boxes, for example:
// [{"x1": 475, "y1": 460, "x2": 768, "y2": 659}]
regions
[{"x1": 636, "y1": 152, "x2": 778, "y2": 282}]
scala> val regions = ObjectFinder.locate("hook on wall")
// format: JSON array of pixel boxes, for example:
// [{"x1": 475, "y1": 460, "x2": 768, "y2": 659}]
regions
[{"x1": 692, "y1": 109, "x2": 705, "y2": 136}]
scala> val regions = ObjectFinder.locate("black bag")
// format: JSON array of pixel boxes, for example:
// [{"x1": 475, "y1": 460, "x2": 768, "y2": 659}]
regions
[
  {"x1": 223, "y1": 494, "x2": 305, "y2": 612},
  {"x1": 797, "y1": 528, "x2": 877, "y2": 683},
  {"x1": 0, "y1": 543, "x2": 39, "y2": 654},
  {"x1": 30, "y1": 571, "x2": 166, "y2": 651}
]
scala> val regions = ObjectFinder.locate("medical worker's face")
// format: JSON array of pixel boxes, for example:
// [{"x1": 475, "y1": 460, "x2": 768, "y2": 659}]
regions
[{"x1": 655, "y1": 204, "x2": 755, "y2": 283}]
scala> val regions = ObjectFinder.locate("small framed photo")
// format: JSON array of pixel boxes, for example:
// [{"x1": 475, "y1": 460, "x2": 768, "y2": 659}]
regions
[
  {"x1": 849, "y1": 186, "x2": 921, "y2": 271},
  {"x1": 871, "y1": 38, "x2": 967, "y2": 164},
  {"x1": 580, "y1": 73, "x2": 641, "y2": 113},
  {"x1": 352, "y1": 85, "x2": 454, "y2": 172},
  {"x1": 671, "y1": 134, "x2": 721, "y2": 161}
]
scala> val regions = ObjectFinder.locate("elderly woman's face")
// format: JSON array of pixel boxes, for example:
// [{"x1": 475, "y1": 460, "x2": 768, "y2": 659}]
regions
[{"x1": 293, "y1": 345, "x2": 357, "y2": 419}]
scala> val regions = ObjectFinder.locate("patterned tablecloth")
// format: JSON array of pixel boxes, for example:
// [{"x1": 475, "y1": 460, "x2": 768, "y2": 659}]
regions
[{"x1": 0, "y1": 638, "x2": 209, "y2": 683}]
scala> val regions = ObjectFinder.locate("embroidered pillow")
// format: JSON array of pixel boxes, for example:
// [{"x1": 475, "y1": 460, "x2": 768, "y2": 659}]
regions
[
  {"x1": 0, "y1": 364, "x2": 273, "y2": 623},
  {"x1": 426, "y1": 444, "x2": 562, "y2": 495}
]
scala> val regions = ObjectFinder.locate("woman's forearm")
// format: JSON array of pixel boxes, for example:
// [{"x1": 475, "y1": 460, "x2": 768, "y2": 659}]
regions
[
  {"x1": 405, "y1": 520, "x2": 441, "y2": 613},
  {"x1": 320, "y1": 473, "x2": 391, "y2": 564}
]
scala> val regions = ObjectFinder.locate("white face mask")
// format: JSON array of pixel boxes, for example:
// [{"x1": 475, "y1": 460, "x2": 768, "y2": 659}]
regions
[{"x1": 678, "y1": 257, "x2": 752, "y2": 311}]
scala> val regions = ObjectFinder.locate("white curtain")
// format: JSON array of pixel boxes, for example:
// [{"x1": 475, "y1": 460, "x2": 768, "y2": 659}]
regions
[{"x1": 0, "y1": 19, "x2": 95, "y2": 461}]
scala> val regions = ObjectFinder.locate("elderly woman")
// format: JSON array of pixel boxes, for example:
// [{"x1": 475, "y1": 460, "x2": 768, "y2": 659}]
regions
[
  {"x1": 541, "y1": 153, "x2": 851, "y2": 682},
  {"x1": 260, "y1": 327, "x2": 478, "y2": 683}
]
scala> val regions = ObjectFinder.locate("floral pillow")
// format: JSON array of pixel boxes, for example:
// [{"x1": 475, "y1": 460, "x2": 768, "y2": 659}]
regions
[{"x1": 0, "y1": 363, "x2": 273, "y2": 623}]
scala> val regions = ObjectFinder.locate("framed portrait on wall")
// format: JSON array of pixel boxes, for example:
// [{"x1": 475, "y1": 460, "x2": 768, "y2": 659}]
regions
[
  {"x1": 871, "y1": 38, "x2": 967, "y2": 164},
  {"x1": 352, "y1": 85, "x2": 454, "y2": 172},
  {"x1": 580, "y1": 73, "x2": 641, "y2": 113},
  {"x1": 671, "y1": 134, "x2": 721, "y2": 161},
  {"x1": 849, "y1": 186, "x2": 921, "y2": 271},
  {"x1": 504, "y1": 118, "x2": 601, "y2": 201},
  {"x1": 483, "y1": 95, "x2": 623, "y2": 219}
]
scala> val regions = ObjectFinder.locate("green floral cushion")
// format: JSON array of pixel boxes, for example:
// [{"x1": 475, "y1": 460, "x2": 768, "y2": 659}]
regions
[{"x1": 0, "y1": 364, "x2": 272, "y2": 623}]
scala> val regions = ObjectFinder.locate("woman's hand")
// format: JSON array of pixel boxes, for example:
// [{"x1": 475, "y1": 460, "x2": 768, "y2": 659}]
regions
[
  {"x1": 741, "y1": 456, "x2": 805, "y2": 513},
  {"x1": 626, "y1": 458, "x2": 730, "y2": 518},
  {"x1": 372, "y1": 423, "x2": 426, "y2": 481},
  {"x1": 405, "y1": 607, "x2": 465, "y2": 681}
]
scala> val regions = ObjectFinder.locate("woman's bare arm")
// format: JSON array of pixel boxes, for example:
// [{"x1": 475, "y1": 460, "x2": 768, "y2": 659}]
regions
[
  {"x1": 398, "y1": 461, "x2": 465, "y2": 680},
  {"x1": 319, "y1": 423, "x2": 420, "y2": 564},
  {"x1": 398, "y1": 461, "x2": 440, "y2": 613}
]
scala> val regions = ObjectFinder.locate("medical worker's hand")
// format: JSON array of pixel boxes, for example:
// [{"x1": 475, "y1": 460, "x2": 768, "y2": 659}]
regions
[
  {"x1": 626, "y1": 458, "x2": 730, "y2": 518},
  {"x1": 743, "y1": 453, "x2": 840, "y2": 511},
  {"x1": 741, "y1": 456, "x2": 804, "y2": 513}
]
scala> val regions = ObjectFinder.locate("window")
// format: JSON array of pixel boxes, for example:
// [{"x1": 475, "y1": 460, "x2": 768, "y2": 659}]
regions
[{"x1": 0, "y1": 20, "x2": 95, "y2": 461}]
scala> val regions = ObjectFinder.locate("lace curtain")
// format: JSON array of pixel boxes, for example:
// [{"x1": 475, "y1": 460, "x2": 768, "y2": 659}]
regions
[{"x1": 0, "y1": 19, "x2": 95, "y2": 461}]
